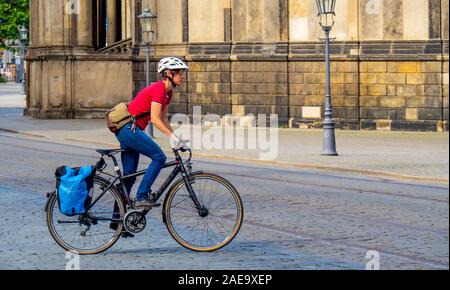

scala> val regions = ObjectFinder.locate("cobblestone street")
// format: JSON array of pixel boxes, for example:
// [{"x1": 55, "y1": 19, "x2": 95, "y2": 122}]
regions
[
  {"x1": 1, "y1": 0, "x2": 449, "y2": 275},
  {"x1": 0, "y1": 132, "x2": 448, "y2": 270}
]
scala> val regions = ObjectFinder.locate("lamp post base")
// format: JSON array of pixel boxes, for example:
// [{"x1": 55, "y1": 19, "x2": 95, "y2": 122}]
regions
[{"x1": 322, "y1": 122, "x2": 338, "y2": 156}]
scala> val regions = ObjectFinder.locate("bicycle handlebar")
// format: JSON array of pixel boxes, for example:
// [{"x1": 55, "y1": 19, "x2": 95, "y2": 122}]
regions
[{"x1": 173, "y1": 147, "x2": 192, "y2": 164}]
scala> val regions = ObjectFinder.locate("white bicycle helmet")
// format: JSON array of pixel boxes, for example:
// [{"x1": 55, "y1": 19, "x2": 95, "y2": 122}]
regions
[{"x1": 158, "y1": 57, "x2": 189, "y2": 74}]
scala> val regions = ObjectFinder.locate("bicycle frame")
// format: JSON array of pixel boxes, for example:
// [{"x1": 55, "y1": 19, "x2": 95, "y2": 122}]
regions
[
  {"x1": 88, "y1": 149, "x2": 202, "y2": 216},
  {"x1": 46, "y1": 146, "x2": 243, "y2": 254}
]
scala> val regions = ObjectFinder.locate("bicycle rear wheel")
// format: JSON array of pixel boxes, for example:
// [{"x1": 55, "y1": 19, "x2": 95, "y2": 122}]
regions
[
  {"x1": 164, "y1": 172, "x2": 244, "y2": 252},
  {"x1": 46, "y1": 176, "x2": 126, "y2": 255}
]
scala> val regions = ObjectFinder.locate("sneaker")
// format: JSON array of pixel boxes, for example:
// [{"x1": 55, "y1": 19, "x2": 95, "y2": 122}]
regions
[{"x1": 134, "y1": 196, "x2": 161, "y2": 209}]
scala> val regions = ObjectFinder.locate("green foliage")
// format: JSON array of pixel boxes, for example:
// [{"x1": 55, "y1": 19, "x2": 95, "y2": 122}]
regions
[
  {"x1": 0, "y1": 75, "x2": 7, "y2": 83},
  {"x1": 0, "y1": 0, "x2": 29, "y2": 48}
]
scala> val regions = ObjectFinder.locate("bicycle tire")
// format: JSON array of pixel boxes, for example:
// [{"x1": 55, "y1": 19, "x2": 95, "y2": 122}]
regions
[
  {"x1": 164, "y1": 172, "x2": 244, "y2": 252},
  {"x1": 46, "y1": 176, "x2": 126, "y2": 255}
]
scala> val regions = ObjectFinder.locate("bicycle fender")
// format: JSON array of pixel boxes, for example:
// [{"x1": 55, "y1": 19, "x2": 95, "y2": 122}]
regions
[
  {"x1": 44, "y1": 191, "x2": 56, "y2": 212},
  {"x1": 189, "y1": 171, "x2": 204, "y2": 175}
]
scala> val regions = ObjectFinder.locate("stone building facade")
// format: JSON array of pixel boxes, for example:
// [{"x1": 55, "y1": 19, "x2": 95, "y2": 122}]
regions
[{"x1": 26, "y1": 0, "x2": 449, "y2": 131}]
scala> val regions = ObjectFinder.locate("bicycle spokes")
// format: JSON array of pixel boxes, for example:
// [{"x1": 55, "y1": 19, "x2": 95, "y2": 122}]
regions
[
  {"x1": 46, "y1": 177, "x2": 126, "y2": 254},
  {"x1": 165, "y1": 174, "x2": 243, "y2": 252}
]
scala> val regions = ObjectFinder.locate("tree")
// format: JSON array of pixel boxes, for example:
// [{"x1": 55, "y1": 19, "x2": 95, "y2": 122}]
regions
[{"x1": 0, "y1": 0, "x2": 29, "y2": 48}]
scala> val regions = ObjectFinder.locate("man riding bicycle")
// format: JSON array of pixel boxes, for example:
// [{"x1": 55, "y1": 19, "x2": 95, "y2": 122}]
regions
[
  {"x1": 46, "y1": 58, "x2": 243, "y2": 249},
  {"x1": 114, "y1": 57, "x2": 189, "y2": 211}
]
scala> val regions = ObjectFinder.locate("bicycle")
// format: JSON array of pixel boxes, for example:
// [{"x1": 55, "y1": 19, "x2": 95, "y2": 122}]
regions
[{"x1": 45, "y1": 146, "x2": 244, "y2": 255}]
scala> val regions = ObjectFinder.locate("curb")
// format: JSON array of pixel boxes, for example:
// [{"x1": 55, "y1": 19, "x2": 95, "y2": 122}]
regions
[{"x1": 1, "y1": 127, "x2": 448, "y2": 184}]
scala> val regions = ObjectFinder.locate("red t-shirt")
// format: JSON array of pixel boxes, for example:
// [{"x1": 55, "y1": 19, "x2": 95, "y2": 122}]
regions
[{"x1": 128, "y1": 81, "x2": 173, "y2": 130}]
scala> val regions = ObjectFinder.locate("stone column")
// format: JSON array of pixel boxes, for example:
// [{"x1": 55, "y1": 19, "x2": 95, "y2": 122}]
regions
[
  {"x1": 78, "y1": 0, "x2": 93, "y2": 47},
  {"x1": 121, "y1": 0, "x2": 127, "y2": 39},
  {"x1": 107, "y1": 0, "x2": 118, "y2": 45},
  {"x1": 29, "y1": 0, "x2": 38, "y2": 46},
  {"x1": 442, "y1": 0, "x2": 449, "y2": 40}
]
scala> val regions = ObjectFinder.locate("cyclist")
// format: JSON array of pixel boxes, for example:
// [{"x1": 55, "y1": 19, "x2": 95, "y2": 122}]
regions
[{"x1": 115, "y1": 57, "x2": 189, "y2": 210}]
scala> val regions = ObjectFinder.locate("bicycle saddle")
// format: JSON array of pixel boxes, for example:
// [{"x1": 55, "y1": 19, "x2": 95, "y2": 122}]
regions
[{"x1": 96, "y1": 149, "x2": 127, "y2": 155}]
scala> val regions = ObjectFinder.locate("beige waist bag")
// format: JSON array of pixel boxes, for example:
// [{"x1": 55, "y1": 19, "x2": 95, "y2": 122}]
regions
[
  {"x1": 106, "y1": 103, "x2": 134, "y2": 133},
  {"x1": 106, "y1": 102, "x2": 151, "y2": 133}
]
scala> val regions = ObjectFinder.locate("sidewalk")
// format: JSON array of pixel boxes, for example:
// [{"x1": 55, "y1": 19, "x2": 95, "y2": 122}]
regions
[
  {"x1": 0, "y1": 84, "x2": 448, "y2": 183},
  {"x1": 0, "y1": 82, "x2": 26, "y2": 108}
]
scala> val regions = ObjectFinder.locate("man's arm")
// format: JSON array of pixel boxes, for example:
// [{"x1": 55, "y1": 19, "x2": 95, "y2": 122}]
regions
[
  {"x1": 161, "y1": 105, "x2": 173, "y2": 132},
  {"x1": 150, "y1": 102, "x2": 178, "y2": 141}
]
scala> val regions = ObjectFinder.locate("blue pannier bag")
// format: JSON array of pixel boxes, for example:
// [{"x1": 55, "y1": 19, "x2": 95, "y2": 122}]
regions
[{"x1": 55, "y1": 166, "x2": 95, "y2": 216}]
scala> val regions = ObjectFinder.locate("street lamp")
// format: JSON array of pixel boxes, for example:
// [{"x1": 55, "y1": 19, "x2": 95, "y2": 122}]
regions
[
  {"x1": 19, "y1": 26, "x2": 28, "y2": 42},
  {"x1": 316, "y1": 0, "x2": 338, "y2": 156},
  {"x1": 19, "y1": 26, "x2": 28, "y2": 88},
  {"x1": 138, "y1": 7, "x2": 157, "y2": 138}
]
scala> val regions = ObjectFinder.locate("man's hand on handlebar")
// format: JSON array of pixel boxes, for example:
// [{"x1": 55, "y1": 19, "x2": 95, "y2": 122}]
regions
[
  {"x1": 174, "y1": 140, "x2": 191, "y2": 152},
  {"x1": 170, "y1": 134, "x2": 191, "y2": 151}
]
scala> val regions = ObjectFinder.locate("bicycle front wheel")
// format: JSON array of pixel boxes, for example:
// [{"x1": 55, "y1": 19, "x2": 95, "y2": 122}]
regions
[
  {"x1": 46, "y1": 176, "x2": 126, "y2": 255},
  {"x1": 164, "y1": 172, "x2": 244, "y2": 252}
]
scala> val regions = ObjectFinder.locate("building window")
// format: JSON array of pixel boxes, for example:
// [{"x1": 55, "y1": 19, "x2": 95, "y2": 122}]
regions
[
  {"x1": 93, "y1": 0, "x2": 106, "y2": 49},
  {"x1": 93, "y1": 0, "x2": 123, "y2": 50}
]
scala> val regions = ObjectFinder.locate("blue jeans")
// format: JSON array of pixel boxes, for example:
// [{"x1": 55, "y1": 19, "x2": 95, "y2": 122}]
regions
[{"x1": 115, "y1": 123, "x2": 167, "y2": 201}]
